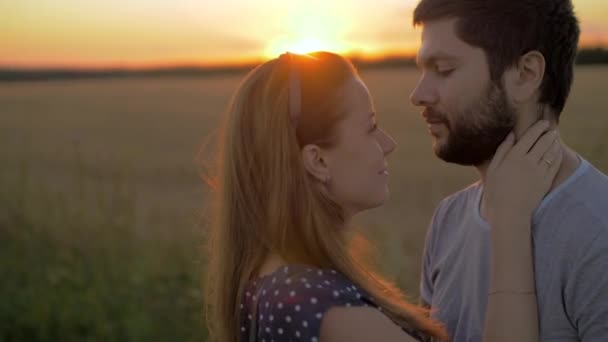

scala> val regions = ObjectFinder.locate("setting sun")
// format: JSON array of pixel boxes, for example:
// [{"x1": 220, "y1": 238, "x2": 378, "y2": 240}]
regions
[
  {"x1": 290, "y1": 39, "x2": 327, "y2": 54},
  {"x1": 0, "y1": 0, "x2": 606, "y2": 68},
  {"x1": 265, "y1": 37, "x2": 351, "y2": 56},
  {"x1": 263, "y1": 2, "x2": 355, "y2": 57}
]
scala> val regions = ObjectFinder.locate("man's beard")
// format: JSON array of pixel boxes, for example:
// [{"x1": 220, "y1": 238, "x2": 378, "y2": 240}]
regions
[{"x1": 429, "y1": 83, "x2": 516, "y2": 166}]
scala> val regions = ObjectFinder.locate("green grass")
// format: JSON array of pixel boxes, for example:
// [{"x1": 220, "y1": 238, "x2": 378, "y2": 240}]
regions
[
  {"x1": 0, "y1": 153, "x2": 206, "y2": 342},
  {"x1": 0, "y1": 66, "x2": 607, "y2": 341}
]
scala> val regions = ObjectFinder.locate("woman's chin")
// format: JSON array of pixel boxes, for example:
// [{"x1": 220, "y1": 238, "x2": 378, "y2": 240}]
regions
[{"x1": 362, "y1": 191, "x2": 391, "y2": 211}]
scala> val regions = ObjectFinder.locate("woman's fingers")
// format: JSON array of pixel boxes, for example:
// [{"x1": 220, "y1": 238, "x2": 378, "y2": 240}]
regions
[
  {"x1": 511, "y1": 120, "x2": 551, "y2": 156},
  {"x1": 528, "y1": 130, "x2": 558, "y2": 162},
  {"x1": 540, "y1": 137, "x2": 563, "y2": 171}
]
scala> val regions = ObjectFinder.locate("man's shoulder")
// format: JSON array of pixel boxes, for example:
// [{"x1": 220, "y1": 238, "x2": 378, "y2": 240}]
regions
[
  {"x1": 434, "y1": 181, "x2": 482, "y2": 218},
  {"x1": 538, "y1": 159, "x2": 608, "y2": 254},
  {"x1": 575, "y1": 161, "x2": 608, "y2": 208},
  {"x1": 549, "y1": 159, "x2": 608, "y2": 227},
  {"x1": 425, "y1": 181, "x2": 484, "y2": 244}
]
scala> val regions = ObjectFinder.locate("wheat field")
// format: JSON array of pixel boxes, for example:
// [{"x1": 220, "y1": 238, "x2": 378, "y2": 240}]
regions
[{"x1": 0, "y1": 66, "x2": 606, "y2": 341}]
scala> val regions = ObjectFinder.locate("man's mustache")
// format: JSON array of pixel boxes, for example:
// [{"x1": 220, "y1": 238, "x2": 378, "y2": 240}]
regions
[{"x1": 422, "y1": 108, "x2": 449, "y2": 125}]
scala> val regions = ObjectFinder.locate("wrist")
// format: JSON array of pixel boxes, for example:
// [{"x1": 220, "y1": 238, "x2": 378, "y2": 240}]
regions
[{"x1": 489, "y1": 233, "x2": 535, "y2": 292}]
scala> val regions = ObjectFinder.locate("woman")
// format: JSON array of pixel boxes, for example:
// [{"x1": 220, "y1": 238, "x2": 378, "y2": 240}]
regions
[{"x1": 204, "y1": 52, "x2": 561, "y2": 341}]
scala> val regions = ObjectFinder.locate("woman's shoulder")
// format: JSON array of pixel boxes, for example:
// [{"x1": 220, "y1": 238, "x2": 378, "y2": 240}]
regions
[
  {"x1": 248, "y1": 264, "x2": 375, "y2": 306},
  {"x1": 241, "y1": 264, "x2": 379, "y2": 341}
]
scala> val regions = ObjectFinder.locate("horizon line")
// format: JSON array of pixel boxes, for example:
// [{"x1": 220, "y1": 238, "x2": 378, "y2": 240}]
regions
[
  {"x1": 0, "y1": 51, "x2": 419, "y2": 72},
  {"x1": 3, "y1": 45, "x2": 608, "y2": 71},
  {"x1": 1, "y1": 48, "x2": 607, "y2": 82}
]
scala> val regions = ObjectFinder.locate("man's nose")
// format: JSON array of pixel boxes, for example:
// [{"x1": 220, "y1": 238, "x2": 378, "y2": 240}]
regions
[{"x1": 410, "y1": 78, "x2": 438, "y2": 107}]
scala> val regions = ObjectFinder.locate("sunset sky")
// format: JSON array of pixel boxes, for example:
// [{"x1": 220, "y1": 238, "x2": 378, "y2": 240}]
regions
[{"x1": 2, "y1": 0, "x2": 607, "y2": 69}]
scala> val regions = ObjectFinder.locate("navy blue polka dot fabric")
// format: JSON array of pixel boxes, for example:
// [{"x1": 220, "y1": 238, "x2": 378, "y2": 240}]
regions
[{"x1": 239, "y1": 264, "x2": 424, "y2": 342}]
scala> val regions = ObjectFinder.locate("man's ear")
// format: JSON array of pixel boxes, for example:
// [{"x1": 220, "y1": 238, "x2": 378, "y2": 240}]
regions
[
  {"x1": 504, "y1": 50, "x2": 546, "y2": 104},
  {"x1": 301, "y1": 144, "x2": 331, "y2": 183}
]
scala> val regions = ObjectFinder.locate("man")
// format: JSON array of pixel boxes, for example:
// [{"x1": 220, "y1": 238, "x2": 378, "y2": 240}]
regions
[{"x1": 410, "y1": 0, "x2": 608, "y2": 341}]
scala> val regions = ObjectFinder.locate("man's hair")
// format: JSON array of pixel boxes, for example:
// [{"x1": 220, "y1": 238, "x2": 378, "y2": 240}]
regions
[{"x1": 413, "y1": 0, "x2": 580, "y2": 120}]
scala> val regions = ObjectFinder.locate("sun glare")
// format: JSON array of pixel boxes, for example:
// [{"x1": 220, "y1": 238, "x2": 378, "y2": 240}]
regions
[
  {"x1": 290, "y1": 39, "x2": 325, "y2": 54},
  {"x1": 266, "y1": 37, "x2": 346, "y2": 56},
  {"x1": 264, "y1": 3, "x2": 353, "y2": 58}
]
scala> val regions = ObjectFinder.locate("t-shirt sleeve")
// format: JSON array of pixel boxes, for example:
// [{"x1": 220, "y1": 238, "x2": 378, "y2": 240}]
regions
[
  {"x1": 565, "y1": 231, "x2": 608, "y2": 341},
  {"x1": 421, "y1": 202, "x2": 444, "y2": 305},
  {"x1": 257, "y1": 271, "x2": 373, "y2": 342}
]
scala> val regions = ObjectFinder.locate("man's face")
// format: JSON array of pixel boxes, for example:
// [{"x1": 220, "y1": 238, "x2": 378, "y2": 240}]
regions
[{"x1": 410, "y1": 18, "x2": 516, "y2": 166}]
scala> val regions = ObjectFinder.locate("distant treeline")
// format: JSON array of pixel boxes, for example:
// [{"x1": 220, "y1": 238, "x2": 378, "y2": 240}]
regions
[
  {"x1": 576, "y1": 47, "x2": 608, "y2": 64},
  {"x1": 2, "y1": 47, "x2": 607, "y2": 82}
]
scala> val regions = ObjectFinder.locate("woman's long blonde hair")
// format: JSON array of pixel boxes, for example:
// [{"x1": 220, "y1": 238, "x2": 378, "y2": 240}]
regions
[{"x1": 204, "y1": 52, "x2": 448, "y2": 342}]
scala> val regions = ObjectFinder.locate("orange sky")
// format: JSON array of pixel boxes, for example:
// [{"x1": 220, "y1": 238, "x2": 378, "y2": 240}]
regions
[{"x1": 1, "y1": 0, "x2": 607, "y2": 69}]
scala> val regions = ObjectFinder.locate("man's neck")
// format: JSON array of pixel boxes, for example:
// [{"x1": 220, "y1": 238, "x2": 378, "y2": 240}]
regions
[
  {"x1": 477, "y1": 142, "x2": 581, "y2": 220},
  {"x1": 478, "y1": 142, "x2": 580, "y2": 187}
]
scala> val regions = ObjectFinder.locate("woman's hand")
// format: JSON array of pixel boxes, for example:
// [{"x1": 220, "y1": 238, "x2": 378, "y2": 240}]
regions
[
  {"x1": 483, "y1": 120, "x2": 563, "y2": 224},
  {"x1": 481, "y1": 120, "x2": 562, "y2": 342}
]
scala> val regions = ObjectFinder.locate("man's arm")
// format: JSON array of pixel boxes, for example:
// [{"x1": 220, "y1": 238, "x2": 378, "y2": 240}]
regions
[
  {"x1": 419, "y1": 298, "x2": 431, "y2": 310},
  {"x1": 566, "y1": 231, "x2": 608, "y2": 341},
  {"x1": 419, "y1": 206, "x2": 440, "y2": 342},
  {"x1": 419, "y1": 215, "x2": 436, "y2": 316}
]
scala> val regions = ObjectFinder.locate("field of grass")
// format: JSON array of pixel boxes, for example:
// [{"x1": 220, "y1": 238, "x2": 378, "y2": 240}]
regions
[{"x1": 1, "y1": 66, "x2": 607, "y2": 341}]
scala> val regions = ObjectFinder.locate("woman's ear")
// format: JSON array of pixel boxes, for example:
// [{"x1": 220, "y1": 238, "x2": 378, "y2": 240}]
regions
[
  {"x1": 301, "y1": 144, "x2": 331, "y2": 183},
  {"x1": 504, "y1": 50, "x2": 546, "y2": 104}
]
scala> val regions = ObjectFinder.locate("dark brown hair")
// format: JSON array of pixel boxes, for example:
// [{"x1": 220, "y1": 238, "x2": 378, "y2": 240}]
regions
[{"x1": 413, "y1": 0, "x2": 580, "y2": 120}]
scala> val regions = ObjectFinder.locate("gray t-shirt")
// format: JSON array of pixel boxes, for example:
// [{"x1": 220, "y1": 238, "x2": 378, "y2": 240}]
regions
[{"x1": 421, "y1": 157, "x2": 608, "y2": 341}]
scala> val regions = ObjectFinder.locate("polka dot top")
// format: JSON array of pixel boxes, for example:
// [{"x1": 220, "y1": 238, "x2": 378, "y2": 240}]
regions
[{"x1": 239, "y1": 264, "x2": 425, "y2": 342}]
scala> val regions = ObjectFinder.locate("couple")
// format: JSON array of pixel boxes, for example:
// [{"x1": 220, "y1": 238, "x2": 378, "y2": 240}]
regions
[{"x1": 205, "y1": 0, "x2": 608, "y2": 341}]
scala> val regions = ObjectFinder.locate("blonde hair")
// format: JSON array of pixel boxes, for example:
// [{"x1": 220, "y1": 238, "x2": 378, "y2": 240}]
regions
[{"x1": 204, "y1": 52, "x2": 448, "y2": 342}]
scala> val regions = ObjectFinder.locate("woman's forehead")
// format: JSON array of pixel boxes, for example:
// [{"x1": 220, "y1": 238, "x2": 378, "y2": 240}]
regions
[{"x1": 339, "y1": 77, "x2": 374, "y2": 119}]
